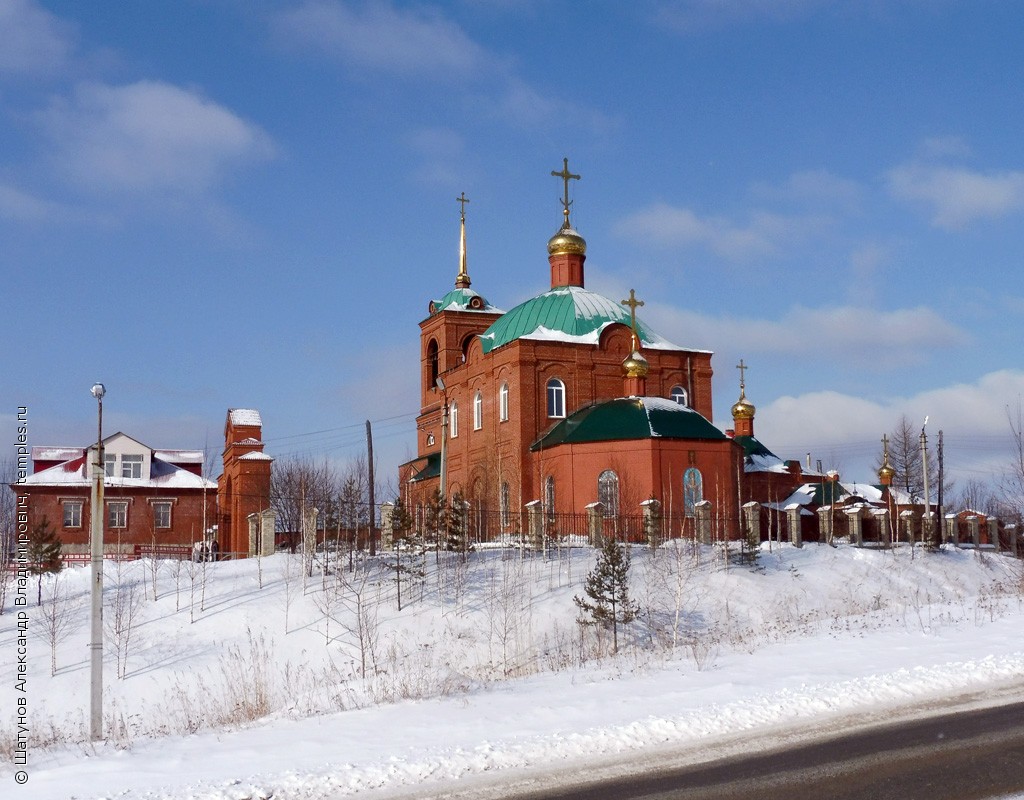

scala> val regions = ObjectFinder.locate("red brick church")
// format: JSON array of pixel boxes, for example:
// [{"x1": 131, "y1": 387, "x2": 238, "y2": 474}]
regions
[{"x1": 399, "y1": 160, "x2": 815, "y2": 541}]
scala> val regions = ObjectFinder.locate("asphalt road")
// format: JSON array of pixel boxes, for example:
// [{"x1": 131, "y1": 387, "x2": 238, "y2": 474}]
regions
[{"x1": 502, "y1": 700, "x2": 1024, "y2": 800}]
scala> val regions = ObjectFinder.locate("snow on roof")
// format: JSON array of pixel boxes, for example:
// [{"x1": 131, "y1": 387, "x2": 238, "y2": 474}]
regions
[
  {"x1": 153, "y1": 449, "x2": 204, "y2": 463},
  {"x1": 32, "y1": 446, "x2": 84, "y2": 462},
  {"x1": 19, "y1": 456, "x2": 217, "y2": 490},
  {"x1": 235, "y1": 437, "x2": 263, "y2": 446},
  {"x1": 238, "y1": 452, "x2": 274, "y2": 462},
  {"x1": 229, "y1": 409, "x2": 262, "y2": 427}
]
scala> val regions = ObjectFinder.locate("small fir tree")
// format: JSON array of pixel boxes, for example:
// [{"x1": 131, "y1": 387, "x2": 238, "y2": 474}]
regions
[
  {"x1": 28, "y1": 517, "x2": 63, "y2": 606},
  {"x1": 574, "y1": 537, "x2": 639, "y2": 653}
]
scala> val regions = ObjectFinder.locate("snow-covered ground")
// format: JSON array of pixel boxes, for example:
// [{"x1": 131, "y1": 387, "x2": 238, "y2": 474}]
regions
[{"x1": 4, "y1": 541, "x2": 1024, "y2": 800}]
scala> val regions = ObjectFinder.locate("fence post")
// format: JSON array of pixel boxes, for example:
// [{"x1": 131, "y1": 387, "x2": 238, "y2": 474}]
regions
[
  {"x1": 641, "y1": 499, "x2": 662, "y2": 549},
  {"x1": 785, "y1": 503, "x2": 802, "y2": 547}
]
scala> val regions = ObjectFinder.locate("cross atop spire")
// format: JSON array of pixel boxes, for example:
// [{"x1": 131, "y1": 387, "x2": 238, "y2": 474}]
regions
[
  {"x1": 456, "y1": 191, "x2": 470, "y2": 288},
  {"x1": 620, "y1": 288, "x2": 644, "y2": 348},
  {"x1": 551, "y1": 157, "x2": 581, "y2": 229},
  {"x1": 736, "y1": 358, "x2": 748, "y2": 393}
]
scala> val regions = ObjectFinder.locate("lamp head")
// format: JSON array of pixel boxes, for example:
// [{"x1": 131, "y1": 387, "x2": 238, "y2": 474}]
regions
[{"x1": 91, "y1": 383, "x2": 106, "y2": 400}]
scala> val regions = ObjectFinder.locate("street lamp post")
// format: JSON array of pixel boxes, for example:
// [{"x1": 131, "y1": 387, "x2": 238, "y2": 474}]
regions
[{"x1": 89, "y1": 382, "x2": 105, "y2": 741}]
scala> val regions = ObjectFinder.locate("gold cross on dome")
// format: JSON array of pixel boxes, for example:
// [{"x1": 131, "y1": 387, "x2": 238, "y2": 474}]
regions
[
  {"x1": 881, "y1": 433, "x2": 890, "y2": 455},
  {"x1": 621, "y1": 289, "x2": 644, "y2": 344},
  {"x1": 456, "y1": 191, "x2": 470, "y2": 220},
  {"x1": 736, "y1": 358, "x2": 748, "y2": 391},
  {"x1": 551, "y1": 157, "x2": 581, "y2": 227}
]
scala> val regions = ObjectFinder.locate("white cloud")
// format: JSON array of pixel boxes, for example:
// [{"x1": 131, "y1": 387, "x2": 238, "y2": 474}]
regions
[
  {"x1": 0, "y1": 0, "x2": 72, "y2": 77},
  {"x1": 751, "y1": 169, "x2": 863, "y2": 211},
  {"x1": 38, "y1": 80, "x2": 274, "y2": 195},
  {"x1": 886, "y1": 163, "x2": 1024, "y2": 229},
  {"x1": 276, "y1": 0, "x2": 486, "y2": 76},
  {"x1": 614, "y1": 202, "x2": 826, "y2": 261},
  {"x1": 756, "y1": 369, "x2": 1024, "y2": 482},
  {"x1": 642, "y1": 303, "x2": 965, "y2": 367},
  {"x1": 0, "y1": 181, "x2": 57, "y2": 222}
]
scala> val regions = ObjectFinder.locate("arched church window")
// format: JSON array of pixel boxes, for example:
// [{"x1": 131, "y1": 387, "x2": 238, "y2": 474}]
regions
[
  {"x1": 547, "y1": 378, "x2": 566, "y2": 418},
  {"x1": 684, "y1": 467, "x2": 703, "y2": 518},
  {"x1": 598, "y1": 469, "x2": 620, "y2": 518},
  {"x1": 461, "y1": 334, "x2": 474, "y2": 363},
  {"x1": 500, "y1": 481, "x2": 510, "y2": 529},
  {"x1": 544, "y1": 475, "x2": 556, "y2": 523},
  {"x1": 499, "y1": 382, "x2": 509, "y2": 422},
  {"x1": 450, "y1": 401, "x2": 459, "y2": 438},
  {"x1": 671, "y1": 385, "x2": 688, "y2": 406},
  {"x1": 473, "y1": 391, "x2": 483, "y2": 430},
  {"x1": 427, "y1": 339, "x2": 439, "y2": 388}
]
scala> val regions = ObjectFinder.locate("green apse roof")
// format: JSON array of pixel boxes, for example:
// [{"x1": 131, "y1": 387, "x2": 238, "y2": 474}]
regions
[
  {"x1": 478, "y1": 285, "x2": 685, "y2": 354},
  {"x1": 531, "y1": 396, "x2": 728, "y2": 451}
]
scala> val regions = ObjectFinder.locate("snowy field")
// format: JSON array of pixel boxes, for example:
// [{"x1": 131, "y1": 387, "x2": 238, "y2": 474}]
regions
[{"x1": 4, "y1": 540, "x2": 1024, "y2": 800}]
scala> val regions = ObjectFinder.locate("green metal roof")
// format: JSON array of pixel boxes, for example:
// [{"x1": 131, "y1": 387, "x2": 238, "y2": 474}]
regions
[
  {"x1": 531, "y1": 396, "x2": 728, "y2": 451},
  {"x1": 732, "y1": 435, "x2": 778, "y2": 459},
  {"x1": 430, "y1": 287, "x2": 499, "y2": 314},
  {"x1": 407, "y1": 452, "x2": 441, "y2": 482},
  {"x1": 479, "y1": 285, "x2": 681, "y2": 354}
]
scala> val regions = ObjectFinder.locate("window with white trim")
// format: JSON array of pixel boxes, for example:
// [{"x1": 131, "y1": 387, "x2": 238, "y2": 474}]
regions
[
  {"x1": 499, "y1": 382, "x2": 509, "y2": 422},
  {"x1": 598, "y1": 470, "x2": 620, "y2": 518},
  {"x1": 121, "y1": 454, "x2": 143, "y2": 479},
  {"x1": 473, "y1": 391, "x2": 483, "y2": 430},
  {"x1": 104, "y1": 453, "x2": 116, "y2": 477},
  {"x1": 108, "y1": 501, "x2": 128, "y2": 529},
  {"x1": 450, "y1": 401, "x2": 459, "y2": 438},
  {"x1": 153, "y1": 501, "x2": 172, "y2": 529},
  {"x1": 546, "y1": 378, "x2": 566, "y2": 418},
  {"x1": 63, "y1": 500, "x2": 83, "y2": 528},
  {"x1": 670, "y1": 385, "x2": 688, "y2": 406}
]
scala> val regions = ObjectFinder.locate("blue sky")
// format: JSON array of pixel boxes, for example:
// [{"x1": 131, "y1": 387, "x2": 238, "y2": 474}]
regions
[{"x1": 2, "y1": 0, "x2": 1023, "y2": 496}]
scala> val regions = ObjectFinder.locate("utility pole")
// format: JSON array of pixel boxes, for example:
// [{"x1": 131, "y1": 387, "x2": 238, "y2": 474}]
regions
[
  {"x1": 89, "y1": 383, "x2": 106, "y2": 742},
  {"x1": 937, "y1": 429, "x2": 945, "y2": 526},
  {"x1": 366, "y1": 419, "x2": 375, "y2": 557}
]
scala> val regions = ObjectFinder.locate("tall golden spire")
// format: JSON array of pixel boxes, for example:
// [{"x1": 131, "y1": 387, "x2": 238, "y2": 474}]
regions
[{"x1": 455, "y1": 191, "x2": 471, "y2": 289}]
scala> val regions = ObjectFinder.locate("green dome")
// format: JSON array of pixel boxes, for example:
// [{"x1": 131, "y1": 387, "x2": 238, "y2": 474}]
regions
[
  {"x1": 478, "y1": 285, "x2": 678, "y2": 354},
  {"x1": 531, "y1": 397, "x2": 727, "y2": 451},
  {"x1": 429, "y1": 287, "x2": 498, "y2": 315}
]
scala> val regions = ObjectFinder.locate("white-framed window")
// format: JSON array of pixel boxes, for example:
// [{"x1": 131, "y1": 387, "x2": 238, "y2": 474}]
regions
[
  {"x1": 547, "y1": 378, "x2": 566, "y2": 418},
  {"x1": 450, "y1": 401, "x2": 459, "y2": 438},
  {"x1": 121, "y1": 454, "x2": 143, "y2": 479},
  {"x1": 598, "y1": 470, "x2": 620, "y2": 518},
  {"x1": 104, "y1": 453, "x2": 116, "y2": 477},
  {"x1": 108, "y1": 501, "x2": 128, "y2": 529},
  {"x1": 499, "y1": 382, "x2": 509, "y2": 422},
  {"x1": 671, "y1": 385, "x2": 688, "y2": 406},
  {"x1": 62, "y1": 500, "x2": 83, "y2": 528},
  {"x1": 153, "y1": 501, "x2": 172, "y2": 529},
  {"x1": 473, "y1": 391, "x2": 483, "y2": 430},
  {"x1": 544, "y1": 475, "x2": 556, "y2": 523}
]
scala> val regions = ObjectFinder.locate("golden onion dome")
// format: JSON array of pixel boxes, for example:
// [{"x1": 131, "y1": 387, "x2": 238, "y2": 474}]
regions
[
  {"x1": 622, "y1": 350, "x2": 649, "y2": 378},
  {"x1": 547, "y1": 225, "x2": 587, "y2": 256},
  {"x1": 731, "y1": 391, "x2": 756, "y2": 420},
  {"x1": 878, "y1": 461, "x2": 896, "y2": 481}
]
